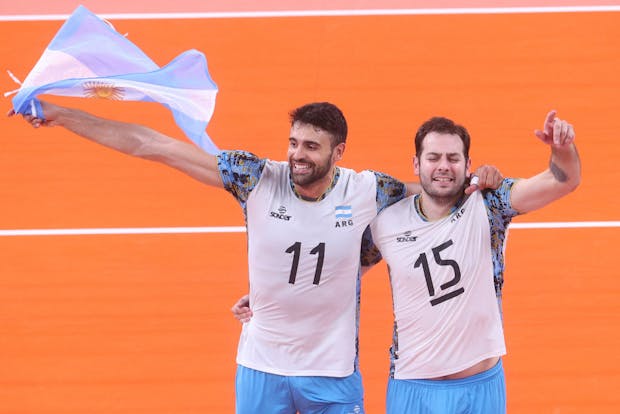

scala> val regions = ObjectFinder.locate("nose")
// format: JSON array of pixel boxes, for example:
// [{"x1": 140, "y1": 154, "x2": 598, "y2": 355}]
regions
[
  {"x1": 437, "y1": 156, "x2": 450, "y2": 170},
  {"x1": 289, "y1": 145, "x2": 305, "y2": 160}
]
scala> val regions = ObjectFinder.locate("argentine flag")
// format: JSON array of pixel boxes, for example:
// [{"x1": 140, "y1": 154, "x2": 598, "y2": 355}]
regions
[
  {"x1": 8, "y1": 5, "x2": 219, "y2": 154},
  {"x1": 335, "y1": 205, "x2": 353, "y2": 219}
]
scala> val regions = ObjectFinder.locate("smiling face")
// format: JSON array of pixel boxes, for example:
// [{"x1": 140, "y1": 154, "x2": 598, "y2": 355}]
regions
[
  {"x1": 414, "y1": 131, "x2": 471, "y2": 203},
  {"x1": 287, "y1": 121, "x2": 344, "y2": 199}
]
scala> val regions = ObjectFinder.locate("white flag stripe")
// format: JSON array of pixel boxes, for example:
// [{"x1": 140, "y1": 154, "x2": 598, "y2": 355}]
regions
[
  {"x1": 21, "y1": 49, "x2": 100, "y2": 88},
  {"x1": 39, "y1": 78, "x2": 217, "y2": 121}
]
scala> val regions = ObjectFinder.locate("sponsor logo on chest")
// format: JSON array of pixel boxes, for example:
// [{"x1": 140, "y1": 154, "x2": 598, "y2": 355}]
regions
[
  {"x1": 396, "y1": 230, "x2": 418, "y2": 243},
  {"x1": 269, "y1": 205, "x2": 292, "y2": 221}
]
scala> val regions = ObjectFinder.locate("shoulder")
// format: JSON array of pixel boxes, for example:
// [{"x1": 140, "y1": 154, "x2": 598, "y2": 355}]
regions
[
  {"x1": 379, "y1": 194, "x2": 414, "y2": 215},
  {"x1": 335, "y1": 167, "x2": 378, "y2": 187},
  {"x1": 482, "y1": 178, "x2": 520, "y2": 218},
  {"x1": 217, "y1": 150, "x2": 265, "y2": 167},
  {"x1": 372, "y1": 194, "x2": 414, "y2": 228},
  {"x1": 363, "y1": 169, "x2": 407, "y2": 211},
  {"x1": 217, "y1": 150, "x2": 271, "y2": 200}
]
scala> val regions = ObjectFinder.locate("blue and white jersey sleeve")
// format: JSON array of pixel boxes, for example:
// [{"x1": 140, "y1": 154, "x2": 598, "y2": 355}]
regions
[
  {"x1": 360, "y1": 171, "x2": 407, "y2": 268},
  {"x1": 372, "y1": 171, "x2": 407, "y2": 213},
  {"x1": 482, "y1": 178, "x2": 521, "y2": 296},
  {"x1": 217, "y1": 150, "x2": 267, "y2": 209},
  {"x1": 482, "y1": 178, "x2": 520, "y2": 225}
]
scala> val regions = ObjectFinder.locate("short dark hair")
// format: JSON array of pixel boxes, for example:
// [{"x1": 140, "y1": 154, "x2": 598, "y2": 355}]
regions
[
  {"x1": 289, "y1": 102, "x2": 348, "y2": 147},
  {"x1": 414, "y1": 116, "x2": 470, "y2": 159}
]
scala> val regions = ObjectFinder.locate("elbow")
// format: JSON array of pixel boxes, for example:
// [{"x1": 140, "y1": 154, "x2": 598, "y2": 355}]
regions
[
  {"x1": 570, "y1": 175, "x2": 581, "y2": 192},
  {"x1": 133, "y1": 141, "x2": 155, "y2": 159},
  {"x1": 557, "y1": 175, "x2": 580, "y2": 199},
  {"x1": 567, "y1": 169, "x2": 582, "y2": 193},
  {"x1": 131, "y1": 134, "x2": 162, "y2": 160}
]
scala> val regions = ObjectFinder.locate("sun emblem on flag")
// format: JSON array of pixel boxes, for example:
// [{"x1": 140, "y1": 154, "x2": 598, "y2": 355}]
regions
[{"x1": 83, "y1": 81, "x2": 124, "y2": 100}]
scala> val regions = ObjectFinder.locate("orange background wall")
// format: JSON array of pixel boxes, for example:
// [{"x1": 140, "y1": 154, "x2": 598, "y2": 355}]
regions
[{"x1": 0, "y1": 2, "x2": 618, "y2": 413}]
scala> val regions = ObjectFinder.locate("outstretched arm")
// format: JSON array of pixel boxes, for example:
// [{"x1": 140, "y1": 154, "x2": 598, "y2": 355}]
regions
[
  {"x1": 8, "y1": 101, "x2": 224, "y2": 188},
  {"x1": 510, "y1": 110, "x2": 581, "y2": 213}
]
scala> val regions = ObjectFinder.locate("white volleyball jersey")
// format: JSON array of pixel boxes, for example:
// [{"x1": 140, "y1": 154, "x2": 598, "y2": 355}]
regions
[
  {"x1": 370, "y1": 190, "x2": 510, "y2": 379},
  {"x1": 237, "y1": 160, "x2": 379, "y2": 376}
]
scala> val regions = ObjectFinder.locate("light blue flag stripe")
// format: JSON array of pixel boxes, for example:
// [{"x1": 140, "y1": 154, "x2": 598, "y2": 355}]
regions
[
  {"x1": 10, "y1": 5, "x2": 219, "y2": 154},
  {"x1": 335, "y1": 213, "x2": 353, "y2": 219}
]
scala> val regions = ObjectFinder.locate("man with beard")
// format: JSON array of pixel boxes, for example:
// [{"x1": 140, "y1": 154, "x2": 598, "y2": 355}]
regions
[
  {"x1": 367, "y1": 112, "x2": 581, "y2": 413},
  {"x1": 11, "y1": 100, "x2": 501, "y2": 414}
]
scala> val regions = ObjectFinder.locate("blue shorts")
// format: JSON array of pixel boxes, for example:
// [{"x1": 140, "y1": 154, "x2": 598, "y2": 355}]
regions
[
  {"x1": 386, "y1": 359, "x2": 506, "y2": 414},
  {"x1": 235, "y1": 364, "x2": 365, "y2": 414}
]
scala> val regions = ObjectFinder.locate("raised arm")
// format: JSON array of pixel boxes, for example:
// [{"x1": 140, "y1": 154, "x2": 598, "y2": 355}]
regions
[
  {"x1": 9, "y1": 100, "x2": 225, "y2": 188},
  {"x1": 510, "y1": 110, "x2": 581, "y2": 213}
]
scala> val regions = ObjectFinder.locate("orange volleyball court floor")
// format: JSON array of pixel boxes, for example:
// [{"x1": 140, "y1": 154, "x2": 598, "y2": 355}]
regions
[{"x1": 0, "y1": 2, "x2": 618, "y2": 413}]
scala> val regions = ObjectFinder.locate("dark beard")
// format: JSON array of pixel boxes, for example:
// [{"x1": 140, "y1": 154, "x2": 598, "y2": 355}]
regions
[
  {"x1": 289, "y1": 155, "x2": 332, "y2": 187},
  {"x1": 421, "y1": 181, "x2": 466, "y2": 205}
]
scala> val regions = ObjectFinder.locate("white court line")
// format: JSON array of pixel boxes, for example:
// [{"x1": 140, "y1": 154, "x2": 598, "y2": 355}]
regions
[
  {"x1": 510, "y1": 221, "x2": 620, "y2": 229},
  {"x1": 1, "y1": 6, "x2": 620, "y2": 21},
  {"x1": 0, "y1": 226, "x2": 246, "y2": 236},
  {"x1": 0, "y1": 222, "x2": 618, "y2": 236}
]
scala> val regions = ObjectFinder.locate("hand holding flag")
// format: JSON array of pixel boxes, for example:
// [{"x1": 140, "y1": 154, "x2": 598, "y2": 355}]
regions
[{"x1": 7, "y1": 5, "x2": 219, "y2": 154}]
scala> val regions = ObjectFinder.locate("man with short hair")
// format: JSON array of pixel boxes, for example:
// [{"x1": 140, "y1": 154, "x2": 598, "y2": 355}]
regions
[
  {"x1": 11, "y1": 100, "x2": 501, "y2": 414},
  {"x1": 368, "y1": 111, "x2": 580, "y2": 413}
]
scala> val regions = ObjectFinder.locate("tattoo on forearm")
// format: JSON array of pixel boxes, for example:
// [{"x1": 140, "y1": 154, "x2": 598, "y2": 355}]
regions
[{"x1": 549, "y1": 161, "x2": 568, "y2": 182}]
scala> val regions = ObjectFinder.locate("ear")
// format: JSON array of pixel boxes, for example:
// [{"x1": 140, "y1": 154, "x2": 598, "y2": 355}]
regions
[
  {"x1": 333, "y1": 143, "x2": 345, "y2": 162},
  {"x1": 466, "y1": 157, "x2": 471, "y2": 175},
  {"x1": 413, "y1": 155, "x2": 420, "y2": 176}
]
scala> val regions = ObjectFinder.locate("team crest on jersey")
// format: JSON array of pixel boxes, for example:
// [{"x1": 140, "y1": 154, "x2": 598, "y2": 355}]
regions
[
  {"x1": 334, "y1": 205, "x2": 354, "y2": 228},
  {"x1": 396, "y1": 230, "x2": 418, "y2": 242},
  {"x1": 269, "y1": 205, "x2": 292, "y2": 221}
]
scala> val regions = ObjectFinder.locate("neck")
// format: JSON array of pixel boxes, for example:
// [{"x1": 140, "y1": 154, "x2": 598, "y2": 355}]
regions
[{"x1": 417, "y1": 192, "x2": 460, "y2": 221}]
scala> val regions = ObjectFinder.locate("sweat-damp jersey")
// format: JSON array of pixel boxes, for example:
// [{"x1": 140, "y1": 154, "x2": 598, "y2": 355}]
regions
[
  {"x1": 370, "y1": 184, "x2": 518, "y2": 379},
  {"x1": 217, "y1": 151, "x2": 407, "y2": 377}
]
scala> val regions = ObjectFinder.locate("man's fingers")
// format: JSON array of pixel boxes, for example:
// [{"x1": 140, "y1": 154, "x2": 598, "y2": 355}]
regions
[
  {"x1": 231, "y1": 294, "x2": 252, "y2": 323},
  {"x1": 464, "y1": 184, "x2": 477, "y2": 195},
  {"x1": 558, "y1": 119, "x2": 569, "y2": 144},
  {"x1": 544, "y1": 110, "x2": 557, "y2": 134},
  {"x1": 464, "y1": 174, "x2": 479, "y2": 195},
  {"x1": 493, "y1": 170, "x2": 503, "y2": 187},
  {"x1": 469, "y1": 165, "x2": 503, "y2": 192},
  {"x1": 236, "y1": 309, "x2": 253, "y2": 323},
  {"x1": 553, "y1": 118, "x2": 575, "y2": 146},
  {"x1": 553, "y1": 119, "x2": 562, "y2": 145},
  {"x1": 566, "y1": 124, "x2": 576, "y2": 144},
  {"x1": 21, "y1": 114, "x2": 42, "y2": 128}
]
